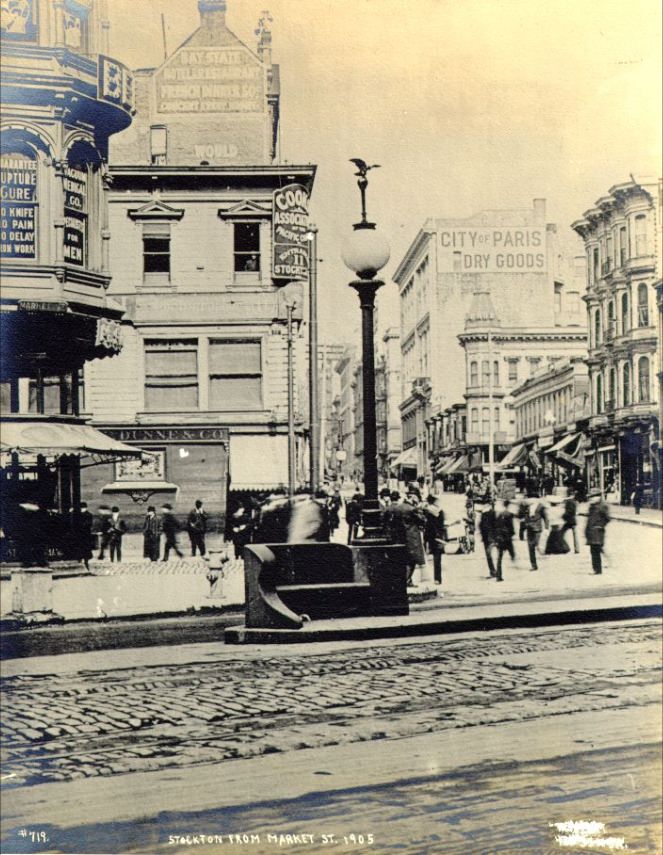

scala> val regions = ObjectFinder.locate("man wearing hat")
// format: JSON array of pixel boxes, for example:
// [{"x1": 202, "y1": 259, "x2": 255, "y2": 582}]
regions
[
  {"x1": 585, "y1": 490, "x2": 610, "y2": 574},
  {"x1": 161, "y1": 504, "x2": 183, "y2": 560}
]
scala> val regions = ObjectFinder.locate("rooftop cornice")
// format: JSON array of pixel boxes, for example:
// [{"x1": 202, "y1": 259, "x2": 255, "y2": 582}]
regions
[{"x1": 393, "y1": 228, "x2": 433, "y2": 285}]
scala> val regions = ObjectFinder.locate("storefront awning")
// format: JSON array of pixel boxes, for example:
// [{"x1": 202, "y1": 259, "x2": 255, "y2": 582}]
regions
[
  {"x1": 496, "y1": 443, "x2": 528, "y2": 469},
  {"x1": 0, "y1": 420, "x2": 142, "y2": 463},
  {"x1": 446, "y1": 454, "x2": 469, "y2": 474},
  {"x1": 436, "y1": 456, "x2": 457, "y2": 475},
  {"x1": 392, "y1": 447, "x2": 417, "y2": 468},
  {"x1": 546, "y1": 433, "x2": 580, "y2": 455}
]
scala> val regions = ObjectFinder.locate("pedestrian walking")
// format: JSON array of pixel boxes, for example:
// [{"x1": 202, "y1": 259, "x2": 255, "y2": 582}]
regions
[
  {"x1": 108, "y1": 506, "x2": 126, "y2": 562},
  {"x1": 479, "y1": 502, "x2": 498, "y2": 578},
  {"x1": 560, "y1": 493, "x2": 580, "y2": 553},
  {"x1": 495, "y1": 500, "x2": 516, "y2": 582},
  {"x1": 161, "y1": 504, "x2": 183, "y2": 560},
  {"x1": 97, "y1": 505, "x2": 112, "y2": 560},
  {"x1": 388, "y1": 490, "x2": 426, "y2": 586},
  {"x1": 631, "y1": 482, "x2": 644, "y2": 515},
  {"x1": 187, "y1": 499, "x2": 208, "y2": 556},
  {"x1": 585, "y1": 490, "x2": 611, "y2": 574},
  {"x1": 524, "y1": 496, "x2": 549, "y2": 570},
  {"x1": 142, "y1": 505, "x2": 160, "y2": 562},
  {"x1": 70, "y1": 501, "x2": 94, "y2": 570},
  {"x1": 345, "y1": 493, "x2": 363, "y2": 543},
  {"x1": 423, "y1": 494, "x2": 446, "y2": 585},
  {"x1": 230, "y1": 502, "x2": 254, "y2": 558},
  {"x1": 517, "y1": 497, "x2": 528, "y2": 541}
]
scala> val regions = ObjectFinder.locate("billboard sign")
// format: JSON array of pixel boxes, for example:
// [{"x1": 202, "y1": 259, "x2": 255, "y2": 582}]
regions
[{"x1": 272, "y1": 184, "x2": 310, "y2": 283}]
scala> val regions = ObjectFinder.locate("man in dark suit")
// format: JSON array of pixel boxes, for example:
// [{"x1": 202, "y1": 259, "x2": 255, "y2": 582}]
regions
[
  {"x1": 187, "y1": 499, "x2": 208, "y2": 557},
  {"x1": 479, "y1": 503, "x2": 498, "y2": 578},
  {"x1": 585, "y1": 490, "x2": 610, "y2": 574},
  {"x1": 108, "y1": 506, "x2": 126, "y2": 563},
  {"x1": 388, "y1": 490, "x2": 426, "y2": 586},
  {"x1": 161, "y1": 504, "x2": 183, "y2": 560},
  {"x1": 524, "y1": 496, "x2": 549, "y2": 571},
  {"x1": 423, "y1": 494, "x2": 446, "y2": 585},
  {"x1": 495, "y1": 500, "x2": 516, "y2": 582}
]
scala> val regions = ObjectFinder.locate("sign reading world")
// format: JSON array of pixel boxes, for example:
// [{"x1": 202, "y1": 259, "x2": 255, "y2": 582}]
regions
[
  {"x1": 1, "y1": 153, "x2": 37, "y2": 259},
  {"x1": 155, "y1": 47, "x2": 264, "y2": 114},
  {"x1": 439, "y1": 228, "x2": 546, "y2": 273},
  {"x1": 272, "y1": 184, "x2": 310, "y2": 283}
]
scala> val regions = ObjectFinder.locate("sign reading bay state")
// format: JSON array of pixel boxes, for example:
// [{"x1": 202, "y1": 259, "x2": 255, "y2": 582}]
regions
[
  {"x1": 272, "y1": 184, "x2": 310, "y2": 283},
  {"x1": 439, "y1": 228, "x2": 546, "y2": 272},
  {"x1": 63, "y1": 166, "x2": 87, "y2": 266},
  {"x1": 1, "y1": 153, "x2": 37, "y2": 259},
  {"x1": 155, "y1": 47, "x2": 264, "y2": 114}
]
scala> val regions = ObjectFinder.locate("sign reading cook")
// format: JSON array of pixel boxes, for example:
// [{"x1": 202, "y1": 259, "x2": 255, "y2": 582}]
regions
[{"x1": 272, "y1": 184, "x2": 310, "y2": 283}]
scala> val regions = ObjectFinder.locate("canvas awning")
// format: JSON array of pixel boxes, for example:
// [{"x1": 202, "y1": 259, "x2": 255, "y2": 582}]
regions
[
  {"x1": 392, "y1": 447, "x2": 417, "y2": 468},
  {"x1": 546, "y1": 433, "x2": 580, "y2": 455},
  {"x1": 446, "y1": 454, "x2": 469, "y2": 474},
  {"x1": 496, "y1": 443, "x2": 528, "y2": 469},
  {"x1": 436, "y1": 456, "x2": 458, "y2": 475},
  {"x1": 0, "y1": 420, "x2": 142, "y2": 463}
]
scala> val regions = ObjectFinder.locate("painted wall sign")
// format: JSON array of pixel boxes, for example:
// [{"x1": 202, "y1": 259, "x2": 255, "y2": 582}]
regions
[
  {"x1": 272, "y1": 184, "x2": 310, "y2": 282},
  {"x1": 0, "y1": 0, "x2": 38, "y2": 41},
  {"x1": 104, "y1": 427, "x2": 230, "y2": 444},
  {"x1": 439, "y1": 228, "x2": 546, "y2": 273},
  {"x1": 155, "y1": 47, "x2": 264, "y2": 114},
  {"x1": 63, "y1": 166, "x2": 87, "y2": 266},
  {"x1": 0, "y1": 153, "x2": 37, "y2": 259},
  {"x1": 115, "y1": 450, "x2": 166, "y2": 482}
]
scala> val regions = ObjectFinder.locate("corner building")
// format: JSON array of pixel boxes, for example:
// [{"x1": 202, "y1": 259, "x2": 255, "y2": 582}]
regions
[
  {"x1": 1, "y1": 0, "x2": 138, "y2": 562},
  {"x1": 572, "y1": 177, "x2": 661, "y2": 508},
  {"x1": 81, "y1": 1, "x2": 315, "y2": 529}
]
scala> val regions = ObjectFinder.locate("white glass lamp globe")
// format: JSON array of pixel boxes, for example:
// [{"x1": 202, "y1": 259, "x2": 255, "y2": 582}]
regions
[{"x1": 341, "y1": 227, "x2": 390, "y2": 279}]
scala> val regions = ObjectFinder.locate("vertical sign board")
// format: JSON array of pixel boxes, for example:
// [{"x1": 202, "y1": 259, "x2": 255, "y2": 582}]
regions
[
  {"x1": 63, "y1": 166, "x2": 87, "y2": 266},
  {"x1": 272, "y1": 184, "x2": 310, "y2": 283},
  {"x1": 0, "y1": 153, "x2": 37, "y2": 259}
]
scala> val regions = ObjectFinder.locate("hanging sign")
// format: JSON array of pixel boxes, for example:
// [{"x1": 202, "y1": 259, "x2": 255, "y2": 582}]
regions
[
  {"x1": 63, "y1": 166, "x2": 87, "y2": 266},
  {"x1": 0, "y1": 153, "x2": 37, "y2": 259},
  {"x1": 272, "y1": 184, "x2": 310, "y2": 283}
]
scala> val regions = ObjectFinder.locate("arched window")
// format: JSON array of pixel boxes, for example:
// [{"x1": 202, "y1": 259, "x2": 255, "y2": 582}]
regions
[
  {"x1": 608, "y1": 367, "x2": 616, "y2": 410},
  {"x1": 596, "y1": 374, "x2": 603, "y2": 414},
  {"x1": 621, "y1": 291, "x2": 629, "y2": 335},
  {"x1": 594, "y1": 309, "x2": 602, "y2": 346},
  {"x1": 622, "y1": 362, "x2": 631, "y2": 407},
  {"x1": 637, "y1": 283, "x2": 649, "y2": 326},
  {"x1": 634, "y1": 214, "x2": 647, "y2": 257},
  {"x1": 638, "y1": 356, "x2": 650, "y2": 402},
  {"x1": 470, "y1": 361, "x2": 478, "y2": 386}
]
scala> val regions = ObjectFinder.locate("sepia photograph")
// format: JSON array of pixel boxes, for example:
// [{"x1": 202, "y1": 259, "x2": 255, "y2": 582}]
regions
[{"x1": 0, "y1": 0, "x2": 661, "y2": 852}]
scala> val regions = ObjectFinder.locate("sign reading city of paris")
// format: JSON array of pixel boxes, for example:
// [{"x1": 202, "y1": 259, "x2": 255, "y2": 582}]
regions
[
  {"x1": 63, "y1": 166, "x2": 87, "y2": 266},
  {"x1": 155, "y1": 47, "x2": 264, "y2": 114},
  {"x1": 0, "y1": 152, "x2": 37, "y2": 259},
  {"x1": 0, "y1": 0, "x2": 38, "y2": 41},
  {"x1": 272, "y1": 184, "x2": 310, "y2": 283},
  {"x1": 439, "y1": 227, "x2": 546, "y2": 272}
]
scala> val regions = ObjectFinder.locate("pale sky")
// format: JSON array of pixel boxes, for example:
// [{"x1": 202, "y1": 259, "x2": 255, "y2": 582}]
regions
[{"x1": 108, "y1": 0, "x2": 663, "y2": 343}]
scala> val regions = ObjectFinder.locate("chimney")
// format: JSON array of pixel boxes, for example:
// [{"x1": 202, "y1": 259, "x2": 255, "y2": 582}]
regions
[{"x1": 198, "y1": 0, "x2": 227, "y2": 27}]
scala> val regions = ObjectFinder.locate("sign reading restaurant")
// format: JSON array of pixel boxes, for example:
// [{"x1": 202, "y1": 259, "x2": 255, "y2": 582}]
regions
[
  {"x1": 272, "y1": 184, "x2": 310, "y2": 283},
  {"x1": 438, "y1": 227, "x2": 546, "y2": 273},
  {"x1": 155, "y1": 47, "x2": 264, "y2": 114}
]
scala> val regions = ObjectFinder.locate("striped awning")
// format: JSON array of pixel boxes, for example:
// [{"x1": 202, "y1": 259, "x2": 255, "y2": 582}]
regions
[
  {"x1": 546, "y1": 433, "x2": 580, "y2": 455},
  {"x1": 496, "y1": 443, "x2": 528, "y2": 469},
  {"x1": 1, "y1": 420, "x2": 142, "y2": 462},
  {"x1": 392, "y1": 447, "x2": 417, "y2": 468},
  {"x1": 446, "y1": 454, "x2": 469, "y2": 474}
]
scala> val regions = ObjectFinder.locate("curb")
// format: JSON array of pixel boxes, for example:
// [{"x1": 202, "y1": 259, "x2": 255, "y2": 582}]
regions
[
  {"x1": 224, "y1": 601, "x2": 662, "y2": 644},
  {"x1": 576, "y1": 509, "x2": 662, "y2": 529}
]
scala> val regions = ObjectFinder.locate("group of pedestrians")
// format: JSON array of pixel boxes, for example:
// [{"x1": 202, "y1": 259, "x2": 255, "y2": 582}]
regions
[{"x1": 478, "y1": 489, "x2": 611, "y2": 580}]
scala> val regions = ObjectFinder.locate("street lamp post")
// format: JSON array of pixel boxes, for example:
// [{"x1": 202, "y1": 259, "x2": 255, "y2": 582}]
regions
[
  {"x1": 342, "y1": 159, "x2": 390, "y2": 539},
  {"x1": 306, "y1": 225, "x2": 319, "y2": 493}
]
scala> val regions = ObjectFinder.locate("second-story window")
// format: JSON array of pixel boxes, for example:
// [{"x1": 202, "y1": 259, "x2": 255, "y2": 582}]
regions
[
  {"x1": 470, "y1": 361, "x2": 478, "y2": 386},
  {"x1": 209, "y1": 339, "x2": 262, "y2": 410},
  {"x1": 234, "y1": 222, "x2": 260, "y2": 272},
  {"x1": 622, "y1": 362, "x2": 630, "y2": 407},
  {"x1": 143, "y1": 228, "x2": 171, "y2": 276},
  {"x1": 493, "y1": 360, "x2": 499, "y2": 386},
  {"x1": 481, "y1": 360, "x2": 490, "y2": 387},
  {"x1": 144, "y1": 339, "x2": 198, "y2": 411},
  {"x1": 594, "y1": 309, "x2": 602, "y2": 346},
  {"x1": 619, "y1": 226, "x2": 627, "y2": 267},
  {"x1": 508, "y1": 359, "x2": 518, "y2": 383},
  {"x1": 593, "y1": 247, "x2": 600, "y2": 282},
  {"x1": 634, "y1": 214, "x2": 648, "y2": 257},
  {"x1": 638, "y1": 356, "x2": 650, "y2": 402},
  {"x1": 621, "y1": 291, "x2": 630, "y2": 334},
  {"x1": 637, "y1": 282, "x2": 649, "y2": 326}
]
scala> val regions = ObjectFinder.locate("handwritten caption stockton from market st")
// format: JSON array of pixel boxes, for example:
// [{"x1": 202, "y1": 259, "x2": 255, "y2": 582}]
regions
[
  {"x1": 439, "y1": 227, "x2": 546, "y2": 272},
  {"x1": 168, "y1": 832, "x2": 376, "y2": 847}
]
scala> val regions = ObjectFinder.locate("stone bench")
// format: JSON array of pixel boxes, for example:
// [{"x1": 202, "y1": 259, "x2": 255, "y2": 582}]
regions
[{"x1": 243, "y1": 541, "x2": 409, "y2": 629}]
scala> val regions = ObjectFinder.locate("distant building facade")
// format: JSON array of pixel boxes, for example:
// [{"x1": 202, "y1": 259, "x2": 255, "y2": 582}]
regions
[
  {"x1": 333, "y1": 345, "x2": 358, "y2": 484},
  {"x1": 81, "y1": 1, "x2": 316, "y2": 527},
  {"x1": 394, "y1": 199, "x2": 587, "y2": 482},
  {"x1": 572, "y1": 177, "x2": 661, "y2": 507}
]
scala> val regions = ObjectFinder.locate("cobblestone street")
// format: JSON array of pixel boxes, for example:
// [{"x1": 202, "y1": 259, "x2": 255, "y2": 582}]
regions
[{"x1": 2, "y1": 620, "x2": 660, "y2": 790}]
